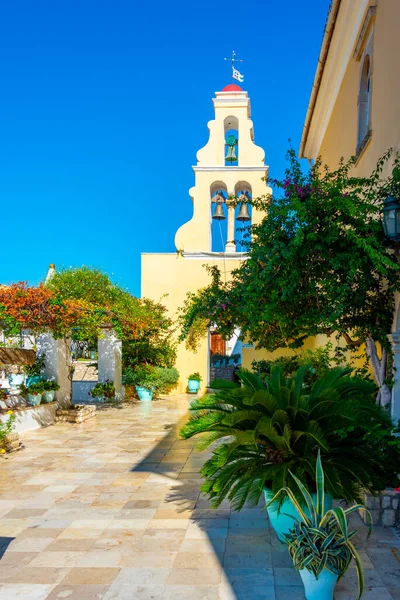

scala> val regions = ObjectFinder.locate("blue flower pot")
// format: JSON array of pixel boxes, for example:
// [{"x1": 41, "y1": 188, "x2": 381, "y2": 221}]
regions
[
  {"x1": 299, "y1": 567, "x2": 338, "y2": 600},
  {"x1": 187, "y1": 379, "x2": 200, "y2": 393},
  {"x1": 27, "y1": 376, "x2": 43, "y2": 387},
  {"x1": 264, "y1": 488, "x2": 332, "y2": 542},
  {"x1": 42, "y1": 390, "x2": 55, "y2": 403},
  {"x1": 135, "y1": 386, "x2": 153, "y2": 401},
  {"x1": 27, "y1": 393, "x2": 42, "y2": 406}
]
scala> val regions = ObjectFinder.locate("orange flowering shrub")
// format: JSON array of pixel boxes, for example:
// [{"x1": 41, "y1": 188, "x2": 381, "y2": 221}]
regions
[
  {"x1": 0, "y1": 277, "x2": 173, "y2": 344},
  {"x1": 0, "y1": 283, "x2": 107, "y2": 339}
]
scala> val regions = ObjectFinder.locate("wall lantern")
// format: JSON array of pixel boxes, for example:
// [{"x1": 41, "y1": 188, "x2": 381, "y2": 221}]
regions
[{"x1": 382, "y1": 195, "x2": 400, "y2": 244}]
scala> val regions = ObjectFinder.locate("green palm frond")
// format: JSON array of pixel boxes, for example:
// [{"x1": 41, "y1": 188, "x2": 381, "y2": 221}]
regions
[
  {"x1": 179, "y1": 364, "x2": 396, "y2": 511},
  {"x1": 237, "y1": 369, "x2": 266, "y2": 390}
]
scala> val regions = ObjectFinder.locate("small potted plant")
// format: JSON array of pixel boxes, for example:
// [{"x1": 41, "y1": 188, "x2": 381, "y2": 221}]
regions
[
  {"x1": 128, "y1": 365, "x2": 157, "y2": 401},
  {"x1": 267, "y1": 450, "x2": 372, "y2": 600},
  {"x1": 23, "y1": 354, "x2": 46, "y2": 387},
  {"x1": 0, "y1": 389, "x2": 8, "y2": 402},
  {"x1": 89, "y1": 380, "x2": 116, "y2": 403},
  {"x1": 20, "y1": 382, "x2": 45, "y2": 406},
  {"x1": 187, "y1": 372, "x2": 202, "y2": 394},
  {"x1": 42, "y1": 380, "x2": 60, "y2": 403}
]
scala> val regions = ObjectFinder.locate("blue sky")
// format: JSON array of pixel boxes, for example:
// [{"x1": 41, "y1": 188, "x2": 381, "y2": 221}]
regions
[{"x1": 0, "y1": 0, "x2": 330, "y2": 296}]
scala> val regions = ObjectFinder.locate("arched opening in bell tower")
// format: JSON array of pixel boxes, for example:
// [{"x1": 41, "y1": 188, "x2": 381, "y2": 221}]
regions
[
  {"x1": 234, "y1": 181, "x2": 252, "y2": 252},
  {"x1": 224, "y1": 116, "x2": 239, "y2": 166},
  {"x1": 210, "y1": 182, "x2": 228, "y2": 253}
]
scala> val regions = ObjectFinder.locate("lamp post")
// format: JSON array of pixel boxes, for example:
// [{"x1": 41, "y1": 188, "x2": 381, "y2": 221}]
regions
[{"x1": 382, "y1": 195, "x2": 400, "y2": 244}]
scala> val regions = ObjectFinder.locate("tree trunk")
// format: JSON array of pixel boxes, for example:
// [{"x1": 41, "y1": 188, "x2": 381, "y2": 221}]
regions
[{"x1": 365, "y1": 336, "x2": 392, "y2": 410}]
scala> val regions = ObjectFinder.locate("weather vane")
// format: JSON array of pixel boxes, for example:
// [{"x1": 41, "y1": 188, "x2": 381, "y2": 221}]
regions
[{"x1": 224, "y1": 51, "x2": 244, "y2": 84}]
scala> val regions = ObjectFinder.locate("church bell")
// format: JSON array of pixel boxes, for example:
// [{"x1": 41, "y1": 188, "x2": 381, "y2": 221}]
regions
[
  {"x1": 212, "y1": 203, "x2": 226, "y2": 221},
  {"x1": 225, "y1": 146, "x2": 237, "y2": 163},
  {"x1": 237, "y1": 203, "x2": 251, "y2": 222}
]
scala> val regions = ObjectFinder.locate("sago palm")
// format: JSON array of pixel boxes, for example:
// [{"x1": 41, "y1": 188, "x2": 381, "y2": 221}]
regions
[{"x1": 180, "y1": 366, "x2": 393, "y2": 510}]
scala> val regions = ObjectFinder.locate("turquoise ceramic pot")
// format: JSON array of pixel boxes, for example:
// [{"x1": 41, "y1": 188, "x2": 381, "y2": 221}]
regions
[
  {"x1": 188, "y1": 379, "x2": 200, "y2": 393},
  {"x1": 299, "y1": 567, "x2": 338, "y2": 600},
  {"x1": 42, "y1": 390, "x2": 55, "y2": 403},
  {"x1": 264, "y1": 488, "x2": 332, "y2": 542},
  {"x1": 135, "y1": 386, "x2": 153, "y2": 401},
  {"x1": 27, "y1": 376, "x2": 43, "y2": 387},
  {"x1": 27, "y1": 393, "x2": 42, "y2": 406}
]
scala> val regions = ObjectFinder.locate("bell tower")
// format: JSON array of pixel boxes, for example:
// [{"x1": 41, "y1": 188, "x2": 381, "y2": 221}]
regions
[
  {"x1": 175, "y1": 83, "x2": 269, "y2": 254},
  {"x1": 141, "y1": 82, "x2": 270, "y2": 394}
]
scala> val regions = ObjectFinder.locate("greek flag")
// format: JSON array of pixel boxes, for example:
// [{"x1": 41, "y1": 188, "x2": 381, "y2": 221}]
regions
[{"x1": 232, "y1": 68, "x2": 244, "y2": 83}]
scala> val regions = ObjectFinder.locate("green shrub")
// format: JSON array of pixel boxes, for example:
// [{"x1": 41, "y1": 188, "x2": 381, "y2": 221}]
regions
[
  {"x1": 43, "y1": 380, "x2": 60, "y2": 392},
  {"x1": 124, "y1": 365, "x2": 179, "y2": 395},
  {"x1": 0, "y1": 410, "x2": 16, "y2": 445},
  {"x1": 251, "y1": 343, "x2": 370, "y2": 391},
  {"x1": 90, "y1": 380, "x2": 115, "y2": 398},
  {"x1": 20, "y1": 381, "x2": 45, "y2": 395},
  {"x1": 154, "y1": 367, "x2": 179, "y2": 393},
  {"x1": 23, "y1": 354, "x2": 46, "y2": 377},
  {"x1": 180, "y1": 365, "x2": 394, "y2": 510}
]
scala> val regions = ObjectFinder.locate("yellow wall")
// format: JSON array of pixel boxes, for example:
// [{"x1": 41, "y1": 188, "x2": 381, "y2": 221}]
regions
[
  {"x1": 318, "y1": 0, "x2": 400, "y2": 178},
  {"x1": 141, "y1": 252, "x2": 245, "y2": 394},
  {"x1": 242, "y1": 335, "x2": 331, "y2": 371}
]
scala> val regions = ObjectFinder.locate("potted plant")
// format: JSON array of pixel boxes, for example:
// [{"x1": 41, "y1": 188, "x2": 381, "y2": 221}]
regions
[
  {"x1": 126, "y1": 365, "x2": 158, "y2": 401},
  {"x1": 20, "y1": 382, "x2": 44, "y2": 406},
  {"x1": 180, "y1": 365, "x2": 395, "y2": 540},
  {"x1": 42, "y1": 380, "x2": 60, "y2": 403},
  {"x1": 0, "y1": 389, "x2": 9, "y2": 402},
  {"x1": 23, "y1": 354, "x2": 46, "y2": 387},
  {"x1": 124, "y1": 366, "x2": 179, "y2": 400},
  {"x1": 268, "y1": 450, "x2": 372, "y2": 600},
  {"x1": 187, "y1": 372, "x2": 202, "y2": 394},
  {"x1": 89, "y1": 380, "x2": 116, "y2": 403}
]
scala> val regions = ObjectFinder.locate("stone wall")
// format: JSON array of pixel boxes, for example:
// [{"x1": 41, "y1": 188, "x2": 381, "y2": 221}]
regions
[
  {"x1": 361, "y1": 491, "x2": 400, "y2": 527},
  {"x1": 210, "y1": 365, "x2": 236, "y2": 383}
]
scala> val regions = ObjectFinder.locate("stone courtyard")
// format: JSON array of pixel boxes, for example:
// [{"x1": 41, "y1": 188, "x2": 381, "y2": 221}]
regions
[{"x1": 0, "y1": 395, "x2": 399, "y2": 600}]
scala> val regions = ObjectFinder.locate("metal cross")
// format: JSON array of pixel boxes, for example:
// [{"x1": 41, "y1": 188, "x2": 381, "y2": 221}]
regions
[{"x1": 224, "y1": 51, "x2": 243, "y2": 82}]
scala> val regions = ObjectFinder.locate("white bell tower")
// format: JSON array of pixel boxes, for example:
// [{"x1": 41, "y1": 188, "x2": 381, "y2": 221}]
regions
[{"x1": 175, "y1": 83, "x2": 270, "y2": 254}]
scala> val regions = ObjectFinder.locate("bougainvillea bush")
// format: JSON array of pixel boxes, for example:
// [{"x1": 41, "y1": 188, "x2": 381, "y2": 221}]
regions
[{"x1": 179, "y1": 150, "x2": 400, "y2": 409}]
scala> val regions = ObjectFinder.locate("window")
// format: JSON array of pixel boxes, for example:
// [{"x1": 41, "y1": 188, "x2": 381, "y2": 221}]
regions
[
  {"x1": 357, "y1": 54, "x2": 372, "y2": 150},
  {"x1": 354, "y1": 7, "x2": 376, "y2": 158}
]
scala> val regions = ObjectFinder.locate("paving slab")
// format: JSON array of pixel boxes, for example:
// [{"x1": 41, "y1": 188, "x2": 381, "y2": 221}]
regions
[{"x1": 0, "y1": 394, "x2": 399, "y2": 599}]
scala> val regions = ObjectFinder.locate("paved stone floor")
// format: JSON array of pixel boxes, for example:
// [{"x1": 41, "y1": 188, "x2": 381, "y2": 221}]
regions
[{"x1": 0, "y1": 394, "x2": 399, "y2": 600}]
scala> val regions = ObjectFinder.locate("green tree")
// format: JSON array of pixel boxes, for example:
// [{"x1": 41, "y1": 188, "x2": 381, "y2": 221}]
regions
[
  {"x1": 179, "y1": 150, "x2": 400, "y2": 409},
  {"x1": 47, "y1": 267, "x2": 176, "y2": 366}
]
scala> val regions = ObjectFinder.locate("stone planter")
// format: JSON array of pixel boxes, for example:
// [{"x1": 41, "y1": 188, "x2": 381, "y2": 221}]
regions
[
  {"x1": 0, "y1": 432, "x2": 21, "y2": 453},
  {"x1": 361, "y1": 490, "x2": 400, "y2": 526},
  {"x1": 56, "y1": 405, "x2": 97, "y2": 424}
]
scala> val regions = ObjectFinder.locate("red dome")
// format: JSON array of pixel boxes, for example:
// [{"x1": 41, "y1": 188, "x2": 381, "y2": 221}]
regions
[{"x1": 222, "y1": 84, "x2": 243, "y2": 92}]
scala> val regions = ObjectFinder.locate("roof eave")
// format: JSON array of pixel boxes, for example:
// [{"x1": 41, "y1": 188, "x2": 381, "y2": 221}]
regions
[{"x1": 299, "y1": 0, "x2": 342, "y2": 159}]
